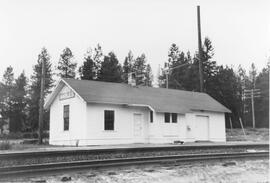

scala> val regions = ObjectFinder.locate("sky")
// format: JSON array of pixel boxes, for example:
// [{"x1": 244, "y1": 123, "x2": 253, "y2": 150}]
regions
[{"x1": 0, "y1": 0, "x2": 269, "y2": 81}]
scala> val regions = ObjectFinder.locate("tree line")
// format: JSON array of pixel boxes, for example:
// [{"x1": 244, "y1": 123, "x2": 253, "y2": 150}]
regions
[
  {"x1": 0, "y1": 38, "x2": 269, "y2": 133},
  {"x1": 0, "y1": 45, "x2": 153, "y2": 132},
  {"x1": 158, "y1": 37, "x2": 269, "y2": 128}
]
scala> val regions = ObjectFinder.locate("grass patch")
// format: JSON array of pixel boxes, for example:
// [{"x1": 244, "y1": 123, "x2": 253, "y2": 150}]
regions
[{"x1": 226, "y1": 128, "x2": 269, "y2": 142}]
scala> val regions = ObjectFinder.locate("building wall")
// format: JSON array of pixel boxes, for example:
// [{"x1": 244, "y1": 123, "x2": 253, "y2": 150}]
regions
[
  {"x1": 185, "y1": 111, "x2": 226, "y2": 142},
  {"x1": 149, "y1": 111, "x2": 226, "y2": 143},
  {"x1": 49, "y1": 85, "x2": 87, "y2": 146},
  {"x1": 148, "y1": 112, "x2": 186, "y2": 143},
  {"x1": 49, "y1": 85, "x2": 226, "y2": 146},
  {"x1": 80, "y1": 103, "x2": 150, "y2": 145}
]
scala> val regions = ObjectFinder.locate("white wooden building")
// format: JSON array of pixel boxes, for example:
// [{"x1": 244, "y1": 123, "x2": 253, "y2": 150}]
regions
[{"x1": 44, "y1": 78, "x2": 231, "y2": 146}]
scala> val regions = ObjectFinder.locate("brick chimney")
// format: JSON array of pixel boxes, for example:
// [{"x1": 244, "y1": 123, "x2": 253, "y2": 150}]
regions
[{"x1": 128, "y1": 73, "x2": 136, "y2": 87}]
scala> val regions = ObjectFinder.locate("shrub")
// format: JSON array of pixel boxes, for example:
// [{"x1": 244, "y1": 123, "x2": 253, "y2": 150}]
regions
[
  {"x1": 0, "y1": 141, "x2": 12, "y2": 150},
  {"x1": 0, "y1": 132, "x2": 23, "y2": 140}
]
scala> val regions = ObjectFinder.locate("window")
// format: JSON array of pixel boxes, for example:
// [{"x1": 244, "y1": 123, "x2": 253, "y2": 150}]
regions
[
  {"x1": 104, "y1": 110, "x2": 114, "y2": 130},
  {"x1": 63, "y1": 105, "x2": 69, "y2": 131},
  {"x1": 164, "y1": 113, "x2": 170, "y2": 123},
  {"x1": 172, "y1": 113, "x2": 177, "y2": 123},
  {"x1": 150, "y1": 111, "x2": 153, "y2": 123}
]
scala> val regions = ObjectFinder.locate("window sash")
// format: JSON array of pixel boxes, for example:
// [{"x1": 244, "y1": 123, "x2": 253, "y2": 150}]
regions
[
  {"x1": 64, "y1": 117, "x2": 69, "y2": 131},
  {"x1": 63, "y1": 105, "x2": 69, "y2": 117},
  {"x1": 104, "y1": 110, "x2": 114, "y2": 130},
  {"x1": 164, "y1": 113, "x2": 170, "y2": 123},
  {"x1": 150, "y1": 111, "x2": 153, "y2": 123},
  {"x1": 172, "y1": 113, "x2": 177, "y2": 123},
  {"x1": 63, "y1": 105, "x2": 69, "y2": 131}
]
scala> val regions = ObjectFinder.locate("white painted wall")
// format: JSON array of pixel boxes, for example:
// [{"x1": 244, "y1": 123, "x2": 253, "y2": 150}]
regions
[
  {"x1": 149, "y1": 111, "x2": 226, "y2": 143},
  {"x1": 49, "y1": 85, "x2": 226, "y2": 146},
  {"x1": 49, "y1": 85, "x2": 87, "y2": 146},
  {"x1": 80, "y1": 103, "x2": 150, "y2": 145},
  {"x1": 185, "y1": 111, "x2": 226, "y2": 142},
  {"x1": 148, "y1": 112, "x2": 186, "y2": 143}
]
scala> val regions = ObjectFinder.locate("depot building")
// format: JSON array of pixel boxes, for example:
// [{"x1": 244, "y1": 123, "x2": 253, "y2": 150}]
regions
[{"x1": 44, "y1": 78, "x2": 230, "y2": 146}]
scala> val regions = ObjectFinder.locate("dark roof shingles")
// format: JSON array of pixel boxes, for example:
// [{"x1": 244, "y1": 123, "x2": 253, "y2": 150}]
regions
[{"x1": 63, "y1": 78, "x2": 231, "y2": 113}]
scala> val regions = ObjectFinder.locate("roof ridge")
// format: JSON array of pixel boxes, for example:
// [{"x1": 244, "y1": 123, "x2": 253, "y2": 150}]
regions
[{"x1": 62, "y1": 78, "x2": 205, "y2": 95}]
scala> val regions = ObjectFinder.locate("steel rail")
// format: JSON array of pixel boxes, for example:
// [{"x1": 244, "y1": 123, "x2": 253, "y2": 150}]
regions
[
  {"x1": 0, "y1": 151, "x2": 268, "y2": 176},
  {"x1": 0, "y1": 143, "x2": 268, "y2": 159}
]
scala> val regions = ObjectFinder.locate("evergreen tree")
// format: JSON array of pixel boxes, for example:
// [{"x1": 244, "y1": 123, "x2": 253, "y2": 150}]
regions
[
  {"x1": 249, "y1": 63, "x2": 257, "y2": 89},
  {"x1": 157, "y1": 65, "x2": 163, "y2": 87},
  {"x1": 133, "y1": 54, "x2": 147, "y2": 86},
  {"x1": 98, "y1": 52, "x2": 122, "y2": 83},
  {"x1": 189, "y1": 37, "x2": 218, "y2": 92},
  {"x1": 206, "y1": 66, "x2": 242, "y2": 128},
  {"x1": 57, "y1": 47, "x2": 77, "y2": 78},
  {"x1": 93, "y1": 44, "x2": 103, "y2": 73},
  {"x1": 199, "y1": 37, "x2": 218, "y2": 92},
  {"x1": 122, "y1": 51, "x2": 134, "y2": 83},
  {"x1": 254, "y1": 63, "x2": 269, "y2": 127},
  {"x1": 145, "y1": 64, "x2": 153, "y2": 86},
  {"x1": 0, "y1": 66, "x2": 15, "y2": 131},
  {"x1": 236, "y1": 65, "x2": 249, "y2": 126},
  {"x1": 10, "y1": 71, "x2": 28, "y2": 132},
  {"x1": 159, "y1": 44, "x2": 192, "y2": 89},
  {"x1": 79, "y1": 49, "x2": 96, "y2": 80},
  {"x1": 28, "y1": 48, "x2": 54, "y2": 131},
  {"x1": 239, "y1": 63, "x2": 258, "y2": 127}
]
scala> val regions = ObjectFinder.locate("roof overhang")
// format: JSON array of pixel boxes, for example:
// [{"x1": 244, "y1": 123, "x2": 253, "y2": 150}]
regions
[
  {"x1": 86, "y1": 101, "x2": 155, "y2": 112},
  {"x1": 191, "y1": 108, "x2": 231, "y2": 113}
]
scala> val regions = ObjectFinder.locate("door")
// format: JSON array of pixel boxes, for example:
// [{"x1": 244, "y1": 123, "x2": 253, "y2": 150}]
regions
[
  {"x1": 195, "y1": 115, "x2": 209, "y2": 141},
  {"x1": 133, "y1": 113, "x2": 143, "y2": 142}
]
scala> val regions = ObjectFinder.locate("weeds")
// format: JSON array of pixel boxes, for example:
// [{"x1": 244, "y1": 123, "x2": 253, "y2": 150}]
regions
[{"x1": 0, "y1": 140, "x2": 12, "y2": 150}]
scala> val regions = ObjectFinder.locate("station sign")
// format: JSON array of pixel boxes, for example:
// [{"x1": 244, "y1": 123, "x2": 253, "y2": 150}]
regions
[{"x1": 59, "y1": 88, "x2": 75, "y2": 100}]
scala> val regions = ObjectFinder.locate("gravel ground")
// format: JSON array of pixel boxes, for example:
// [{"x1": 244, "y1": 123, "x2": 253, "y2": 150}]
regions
[{"x1": 3, "y1": 158, "x2": 269, "y2": 183}]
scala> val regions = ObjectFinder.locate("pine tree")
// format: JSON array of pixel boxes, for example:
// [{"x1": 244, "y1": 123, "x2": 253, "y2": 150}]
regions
[
  {"x1": 57, "y1": 47, "x2": 77, "y2": 78},
  {"x1": 98, "y1": 52, "x2": 122, "y2": 83},
  {"x1": 249, "y1": 63, "x2": 257, "y2": 89},
  {"x1": 122, "y1": 51, "x2": 134, "y2": 83},
  {"x1": 168, "y1": 43, "x2": 180, "y2": 66},
  {"x1": 254, "y1": 62, "x2": 269, "y2": 127},
  {"x1": 206, "y1": 66, "x2": 242, "y2": 128},
  {"x1": 28, "y1": 48, "x2": 54, "y2": 131},
  {"x1": 192, "y1": 37, "x2": 218, "y2": 92},
  {"x1": 133, "y1": 54, "x2": 147, "y2": 86},
  {"x1": 93, "y1": 44, "x2": 103, "y2": 73},
  {"x1": 145, "y1": 64, "x2": 153, "y2": 86},
  {"x1": 159, "y1": 44, "x2": 191, "y2": 89},
  {"x1": 237, "y1": 65, "x2": 250, "y2": 126},
  {"x1": 10, "y1": 71, "x2": 28, "y2": 132},
  {"x1": 79, "y1": 49, "x2": 96, "y2": 80},
  {"x1": 0, "y1": 66, "x2": 15, "y2": 131}
]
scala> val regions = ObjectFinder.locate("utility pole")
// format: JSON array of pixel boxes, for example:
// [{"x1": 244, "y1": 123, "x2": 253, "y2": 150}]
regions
[
  {"x1": 166, "y1": 74, "x2": 169, "y2": 89},
  {"x1": 251, "y1": 90, "x2": 255, "y2": 128},
  {"x1": 197, "y1": 5, "x2": 204, "y2": 92},
  {"x1": 38, "y1": 58, "x2": 45, "y2": 144},
  {"x1": 243, "y1": 89, "x2": 260, "y2": 128}
]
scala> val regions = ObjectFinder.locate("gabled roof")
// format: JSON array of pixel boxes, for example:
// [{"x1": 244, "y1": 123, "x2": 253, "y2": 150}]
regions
[{"x1": 45, "y1": 78, "x2": 231, "y2": 113}]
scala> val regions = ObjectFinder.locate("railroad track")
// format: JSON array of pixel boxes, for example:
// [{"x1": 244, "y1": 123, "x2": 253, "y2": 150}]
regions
[
  {"x1": 0, "y1": 151, "x2": 268, "y2": 177},
  {"x1": 0, "y1": 143, "x2": 268, "y2": 159}
]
